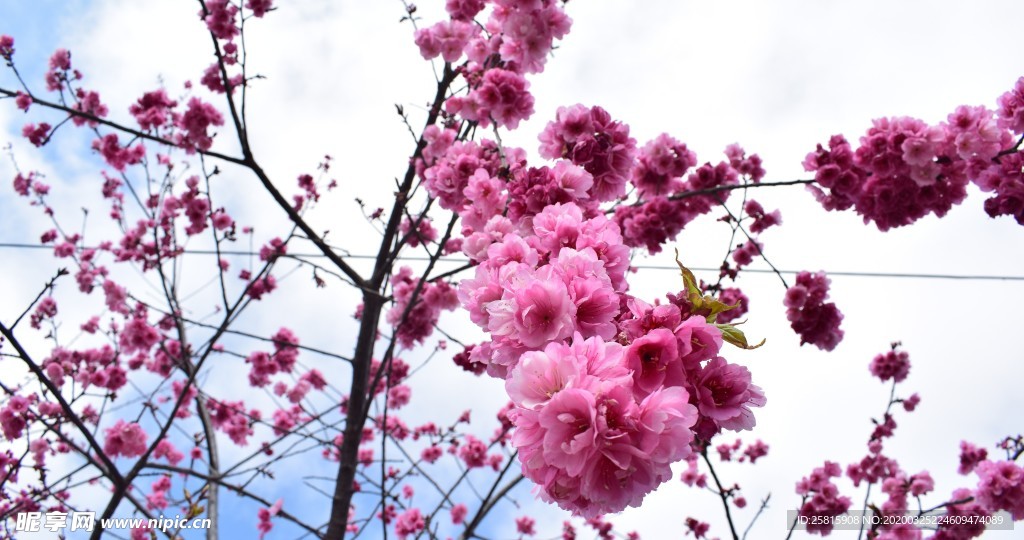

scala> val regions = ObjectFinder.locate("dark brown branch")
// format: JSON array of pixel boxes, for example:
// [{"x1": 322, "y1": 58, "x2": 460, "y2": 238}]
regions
[
  {"x1": 701, "y1": 448, "x2": 740, "y2": 540},
  {"x1": 325, "y1": 63, "x2": 458, "y2": 539}
]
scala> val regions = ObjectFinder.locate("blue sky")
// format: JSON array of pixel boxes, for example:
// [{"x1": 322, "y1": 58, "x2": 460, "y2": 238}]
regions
[{"x1": 2, "y1": 1, "x2": 1024, "y2": 538}]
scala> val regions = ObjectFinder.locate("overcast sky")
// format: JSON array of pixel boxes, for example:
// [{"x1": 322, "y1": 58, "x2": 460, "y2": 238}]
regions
[{"x1": 2, "y1": 1, "x2": 1024, "y2": 538}]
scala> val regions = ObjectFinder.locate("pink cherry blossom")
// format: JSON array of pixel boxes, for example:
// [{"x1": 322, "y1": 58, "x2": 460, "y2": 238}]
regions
[
  {"x1": 693, "y1": 357, "x2": 766, "y2": 433},
  {"x1": 103, "y1": 420, "x2": 148, "y2": 458}
]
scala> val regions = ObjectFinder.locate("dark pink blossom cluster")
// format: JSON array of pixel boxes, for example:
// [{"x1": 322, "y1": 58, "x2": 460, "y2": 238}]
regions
[
  {"x1": 482, "y1": 0, "x2": 571, "y2": 74},
  {"x1": 0, "y1": 395, "x2": 32, "y2": 441},
  {"x1": 45, "y1": 48, "x2": 77, "y2": 92},
  {"x1": 176, "y1": 97, "x2": 224, "y2": 153},
  {"x1": 29, "y1": 296, "x2": 57, "y2": 329},
  {"x1": 807, "y1": 78, "x2": 1024, "y2": 229},
  {"x1": 804, "y1": 118, "x2": 966, "y2": 230},
  {"x1": 724, "y1": 143, "x2": 766, "y2": 182},
  {"x1": 415, "y1": 0, "x2": 570, "y2": 131},
  {"x1": 399, "y1": 216, "x2": 438, "y2": 248},
  {"x1": 931, "y1": 488, "x2": 990, "y2": 540},
  {"x1": 505, "y1": 160, "x2": 595, "y2": 225},
  {"x1": 997, "y1": 77, "x2": 1024, "y2": 135},
  {"x1": 879, "y1": 470, "x2": 934, "y2": 517},
  {"x1": 22, "y1": 122, "x2": 50, "y2": 147},
  {"x1": 256, "y1": 499, "x2": 282, "y2": 539},
  {"x1": 200, "y1": 62, "x2": 243, "y2": 94},
  {"x1": 92, "y1": 133, "x2": 145, "y2": 171},
  {"x1": 630, "y1": 133, "x2": 697, "y2": 196},
  {"x1": 447, "y1": 67, "x2": 534, "y2": 129},
  {"x1": 103, "y1": 420, "x2": 148, "y2": 458},
  {"x1": 153, "y1": 439, "x2": 184, "y2": 466},
  {"x1": 613, "y1": 196, "x2": 689, "y2": 254},
  {"x1": 715, "y1": 287, "x2": 748, "y2": 324},
  {"x1": 958, "y1": 441, "x2": 988, "y2": 475},
  {"x1": 446, "y1": 0, "x2": 486, "y2": 21},
  {"x1": 245, "y1": 328, "x2": 300, "y2": 386},
  {"x1": 202, "y1": 0, "x2": 240, "y2": 41},
  {"x1": 146, "y1": 475, "x2": 172, "y2": 510},
  {"x1": 743, "y1": 199, "x2": 782, "y2": 234},
  {"x1": 208, "y1": 398, "x2": 257, "y2": 446},
  {"x1": 394, "y1": 508, "x2": 425, "y2": 539},
  {"x1": 0, "y1": 34, "x2": 13, "y2": 61},
  {"x1": 246, "y1": 0, "x2": 274, "y2": 18},
  {"x1": 614, "y1": 158, "x2": 742, "y2": 254},
  {"x1": 42, "y1": 344, "x2": 127, "y2": 391},
  {"x1": 973, "y1": 149, "x2": 1024, "y2": 225},
  {"x1": 386, "y1": 266, "x2": 459, "y2": 348},
  {"x1": 539, "y1": 104, "x2": 637, "y2": 202},
  {"x1": 129, "y1": 89, "x2": 178, "y2": 131},
  {"x1": 415, "y1": 20, "x2": 479, "y2": 64},
  {"x1": 14, "y1": 90, "x2": 31, "y2": 111},
  {"x1": 71, "y1": 89, "x2": 108, "y2": 126},
  {"x1": 783, "y1": 271, "x2": 844, "y2": 351},
  {"x1": 870, "y1": 348, "x2": 911, "y2": 383}
]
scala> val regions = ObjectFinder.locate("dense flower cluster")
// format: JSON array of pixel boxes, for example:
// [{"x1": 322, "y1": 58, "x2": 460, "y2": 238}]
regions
[
  {"x1": 974, "y1": 460, "x2": 1024, "y2": 520},
  {"x1": 506, "y1": 335, "x2": 699, "y2": 516},
  {"x1": 870, "y1": 348, "x2": 911, "y2": 383},
  {"x1": 457, "y1": 195, "x2": 766, "y2": 514},
  {"x1": 386, "y1": 266, "x2": 460, "y2": 348},
  {"x1": 103, "y1": 420, "x2": 148, "y2": 458},
  {"x1": 415, "y1": 0, "x2": 571, "y2": 130},
  {"x1": 539, "y1": 104, "x2": 637, "y2": 202},
  {"x1": 806, "y1": 78, "x2": 1024, "y2": 229},
  {"x1": 784, "y1": 271, "x2": 844, "y2": 351},
  {"x1": 613, "y1": 151, "x2": 764, "y2": 254},
  {"x1": 629, "y1": 133, "x2": 697, "y2": 197},
  {"x1": 447, "y1": 68, "x2": 535, "y2": 129}
]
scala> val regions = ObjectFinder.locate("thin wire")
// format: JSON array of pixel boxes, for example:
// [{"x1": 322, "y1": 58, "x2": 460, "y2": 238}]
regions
[{"x1": 2, "y1": 242, "x2": 1023, "y2": 282}]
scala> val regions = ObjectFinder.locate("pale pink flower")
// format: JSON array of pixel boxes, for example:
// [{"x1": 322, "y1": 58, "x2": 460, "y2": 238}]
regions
[
  {"x1": 510, "y1": 273, "x2": 576, "y2": 348},
  {"x1": 506, "y1": 342, "x2": 583, "y2": 409}
]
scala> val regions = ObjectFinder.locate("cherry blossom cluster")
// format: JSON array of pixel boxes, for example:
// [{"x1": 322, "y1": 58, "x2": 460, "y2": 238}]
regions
[
  {"x1": 784, "y1": 271, "x2": 844, "y2": 351},
  {"x1": 538, "y1": 104, "x2": 638, "y2": 202},
  {"x1": 505, "y1": 335, "x2": 698, "y2": 516},
  {"x1": 385, "y1": 266, "x2": 460, "y2": 348},
  {"x1": 198, "y1": 0, "x2": 271, "y2": 95},
  {"x1": 805, "y1": 78, "x2": 1024, "y2": 229},
  {"x1": 414, "y1": 68, "x2": 781, "y2": 521},
  {"x1": 455, "y1": 189, "x2": 766, "y2": 515},
  {"x1": 613, "y1": 145, "x2": 772, "y2": 256},
  {"x1": 415, "y1": 0, "x2": 571, "y2": 129}
]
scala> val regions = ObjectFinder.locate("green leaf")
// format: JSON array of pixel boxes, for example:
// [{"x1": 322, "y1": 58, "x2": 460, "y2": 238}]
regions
[
  {"x1": 674, "y1": 248, "x2": 702, "y2": 299},
  {"x1": 703, "y1": 298, "x2": 741, "y2": 323},
  {"x1": 716, "y1": 323, "x2": 766, "y2": 350}
]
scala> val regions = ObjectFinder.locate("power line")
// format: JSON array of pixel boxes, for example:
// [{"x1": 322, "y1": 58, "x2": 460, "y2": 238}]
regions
[{"x1": 2, "y1": 242, "x2": 1023, "y2": 282}]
